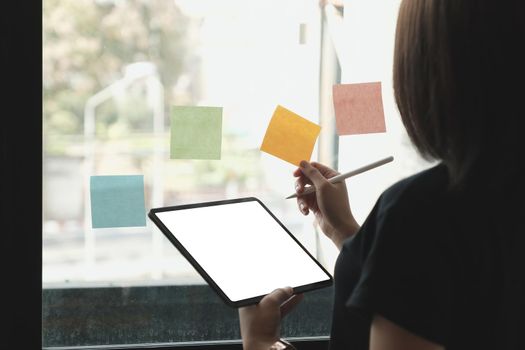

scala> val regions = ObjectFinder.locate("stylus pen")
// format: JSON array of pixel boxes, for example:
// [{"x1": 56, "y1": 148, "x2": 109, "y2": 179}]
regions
[{"x1": 285, "y1": 156, "x2": 394, "y2": 199}]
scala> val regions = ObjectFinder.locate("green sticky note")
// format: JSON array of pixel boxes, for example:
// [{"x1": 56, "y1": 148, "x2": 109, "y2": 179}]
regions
[
  {"x1": 170, "y1": 106, "x2": 223, "y2": 160},
  {"x1": 90, "y1": 175, "x2": 146, "y2": 228}
]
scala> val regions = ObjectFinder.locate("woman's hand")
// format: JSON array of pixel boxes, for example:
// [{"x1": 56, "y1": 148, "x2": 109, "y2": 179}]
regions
[
  {"x1": 239, "y1": 287, "x2": 304, "y2": 350},
  {"x1": 294, "y1": 161, "x2": 360, "y2": 250}
]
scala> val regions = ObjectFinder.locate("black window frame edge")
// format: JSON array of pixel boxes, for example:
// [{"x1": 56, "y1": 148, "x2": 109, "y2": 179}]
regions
[
  {"x1": 3, "y1": 0, "x2": 43, "y2": 348},
  {"x1": 43, "y1": 336, "x2": 330, "y2": 350}
]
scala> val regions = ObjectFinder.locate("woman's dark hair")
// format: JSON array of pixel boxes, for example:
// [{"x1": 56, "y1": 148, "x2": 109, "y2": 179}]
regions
[{"x1": 394, "y1": 0, "x2": 525, "y2": 187}]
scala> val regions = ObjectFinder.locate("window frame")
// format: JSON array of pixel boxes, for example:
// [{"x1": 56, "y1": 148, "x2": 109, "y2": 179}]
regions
[
  {"x1": 43, "y1": 338, "x2": 329, "y2": 350},
  {"x1": 3, "y1": 0, "x2": 43, "y2": 348}
]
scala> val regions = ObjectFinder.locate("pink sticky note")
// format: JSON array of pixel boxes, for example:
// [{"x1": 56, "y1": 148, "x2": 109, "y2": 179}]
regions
[{"x1": 333, "y1": 82, "x2": 386, "y2": 135}]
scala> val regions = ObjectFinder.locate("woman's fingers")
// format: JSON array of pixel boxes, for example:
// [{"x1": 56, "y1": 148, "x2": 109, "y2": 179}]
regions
[
  {"x1": 260, "y1": 287, "x2": 294, "y2": 309},
  {"x1": 255, "y1": 287, "x2": 302, "y2": 318},
  {"x1": 297, "y1": 197, "x2": 309, "y2": 215},
  {"x1": 295, "y1": 175, "x2": 312, "y2": 193},
  {"x1": 295, "y1": 161, "x2": 335, "y2": 217},
  {"x1": 310, "y1": 161, "x2": 339, "y2": 178},
  {"x1": 296, "y1": 177, "x2": 315, "y2": 215},
  {"x1": 280, "y1": 293, "x2": 304, "y2": 318},
  {"x1": 299, "y1": 161, "x2": 331, "y2": 189},
  {"x1": 297, "y1": 192, "x2": 321, "y2": 216},
  {"x1": 296, "y1": 162, "x2": 338, "y2": 179}
]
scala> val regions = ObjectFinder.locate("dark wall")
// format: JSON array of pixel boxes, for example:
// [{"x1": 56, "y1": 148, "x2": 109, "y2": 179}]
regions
[{"x1": 2, "y1": 1, "x2": 43, "y2": 349}]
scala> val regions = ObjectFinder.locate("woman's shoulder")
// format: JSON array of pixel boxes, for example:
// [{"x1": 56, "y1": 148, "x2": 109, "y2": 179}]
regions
[
  {"x1": 377, "y1": 162, "x2": 449, "y2": 216},
  {"x1": 342, "y1": 163, "x2": 456, "y2": 347},
  {"x1": 343, "y1": 163, "x2": 451, "y2": 260}
]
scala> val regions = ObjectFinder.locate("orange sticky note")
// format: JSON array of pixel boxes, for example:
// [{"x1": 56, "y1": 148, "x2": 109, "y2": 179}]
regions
[
  {"x1": 333, "y1": 82, "x2": 386, "y2": 135},
  {"x1": 260, "y1": 105, "x2": 321, "y2": 166}
]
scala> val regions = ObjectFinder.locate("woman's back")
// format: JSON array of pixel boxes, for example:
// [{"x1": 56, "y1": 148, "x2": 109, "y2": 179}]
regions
[
  {"x1": 238, "y1": 1, "x2": 525, "y2": 348},
  {"x1": 446, "y1": 171, "x2": 525, "y2": 348},
  {"x1": 330, "y1": 164, "x2": 525, "y2": 349}
]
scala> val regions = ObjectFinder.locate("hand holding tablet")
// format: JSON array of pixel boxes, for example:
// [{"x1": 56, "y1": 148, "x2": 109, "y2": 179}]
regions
[{"x1": 148, "y1": 197, "x2": 332, "y2": 307}]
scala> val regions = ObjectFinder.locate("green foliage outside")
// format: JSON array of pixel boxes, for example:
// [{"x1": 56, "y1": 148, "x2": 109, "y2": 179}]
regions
[
  {"x1": 43, "y1": 0, "x2": 190, "y2": 142},
  {"x1": 43, "y1": 0, "x2": 263, "y2": 195}
]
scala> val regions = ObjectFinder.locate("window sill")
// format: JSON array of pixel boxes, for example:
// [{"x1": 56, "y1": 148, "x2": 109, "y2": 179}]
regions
[{"x1": 43, "y1": 285, "x2": 333, "y2": 348}]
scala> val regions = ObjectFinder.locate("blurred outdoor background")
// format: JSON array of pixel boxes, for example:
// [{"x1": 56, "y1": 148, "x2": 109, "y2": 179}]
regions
[
  {"x1": 43, "y1": 0, "x2": 429, "y2": 289},
  {"x1": 44, "y1": 0, "x2": 326, "y2": 287}
]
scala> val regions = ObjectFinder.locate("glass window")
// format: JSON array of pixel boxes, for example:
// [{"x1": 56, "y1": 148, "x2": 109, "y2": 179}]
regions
[
  {"x1": 43, "y1": 0, "x2": 430, "y2": 347},
  {"x1": 43, "y1": 0, "x2": 328, "y2": 347},
  {"x1": 315, "y1": 0, "x2": 434, "y2": 268},
  {"x1": 44, "y1": 0, "x2": 324, "y2": 287}
]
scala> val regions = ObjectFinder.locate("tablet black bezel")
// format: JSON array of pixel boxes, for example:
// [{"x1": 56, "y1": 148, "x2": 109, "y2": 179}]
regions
[{"x1": 148, "y1": 196, "x2": 333, "y2": 308}]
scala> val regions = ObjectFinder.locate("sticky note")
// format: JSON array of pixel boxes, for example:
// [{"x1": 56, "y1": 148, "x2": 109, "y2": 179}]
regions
[
  {"x1": 170, "y1": 106, "x2": 222, "y2": 160},
  {"x1": 90, "y1": 175, "x2": 146, "y2": 228},
  {"x1": 333, "y1": 82, "x2": 386, "y2": 135},
  {"x1": 260, "y1": 105, "x2": 321, "y2": 166}
]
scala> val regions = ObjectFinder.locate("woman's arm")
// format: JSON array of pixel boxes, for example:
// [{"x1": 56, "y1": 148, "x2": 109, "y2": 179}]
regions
[{"x1": 370, "y1": 315, "x2": 445, "y2": 350}]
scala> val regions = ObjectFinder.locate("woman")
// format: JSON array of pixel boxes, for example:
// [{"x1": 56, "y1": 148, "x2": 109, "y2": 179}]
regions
[{"x1": 239, "y1": 0, "x2": 525, "y2": 349}]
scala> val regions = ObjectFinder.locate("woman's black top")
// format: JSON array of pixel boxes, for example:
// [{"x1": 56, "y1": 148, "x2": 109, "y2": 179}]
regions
[{"x1": 329, "y1": 163, "x2": 525, "y2": 349}]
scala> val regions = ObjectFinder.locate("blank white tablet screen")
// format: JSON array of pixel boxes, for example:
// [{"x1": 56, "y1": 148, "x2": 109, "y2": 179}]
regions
[{"x1": 156, "y1": 200, "x2": 330, "y2": 302}]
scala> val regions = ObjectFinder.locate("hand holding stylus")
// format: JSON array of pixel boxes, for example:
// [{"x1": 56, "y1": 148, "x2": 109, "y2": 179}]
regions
[
  {"x1": 293, "y1": 161, "x2": 359, "y2": 251},
  {"x1": 287, "y1": 156, "x2": 394, "y2": 199},
  {"x1": 292, "y1": 157, "x2": 393, "y2": 250}
]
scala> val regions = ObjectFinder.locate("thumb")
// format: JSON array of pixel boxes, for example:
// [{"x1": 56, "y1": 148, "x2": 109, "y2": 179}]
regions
[
  {"x1": 300, "y1": 161, "x2": 328, "y2": 189},
  {"x1": 260, "y1": 287, "x2": 294, "y2": 308}
]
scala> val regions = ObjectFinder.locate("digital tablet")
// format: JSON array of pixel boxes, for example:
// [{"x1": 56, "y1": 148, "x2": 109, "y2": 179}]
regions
[{"x1": 148, "y1": 197, "x2": 332, "y2": 307}]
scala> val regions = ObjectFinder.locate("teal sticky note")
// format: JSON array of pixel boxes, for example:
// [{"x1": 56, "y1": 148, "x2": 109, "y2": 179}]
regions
[
  {"x1": 90, "y1": 175, "x2": 146, "y2": 228},
  {"x1": 170, "y1": 106, "x2": 223, "y2": 160}
]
